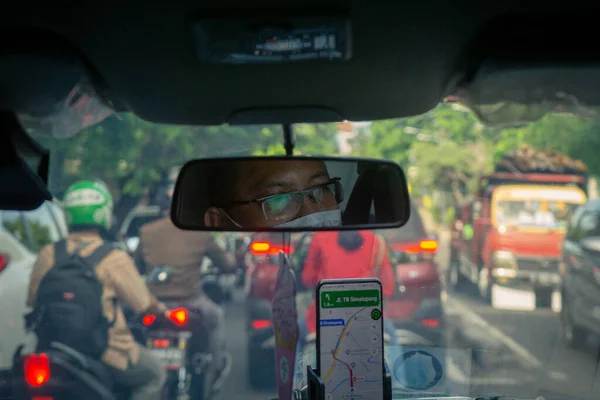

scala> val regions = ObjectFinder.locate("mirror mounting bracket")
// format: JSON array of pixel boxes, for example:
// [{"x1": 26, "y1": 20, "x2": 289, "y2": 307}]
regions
[{"x1": 282, "y1": 123, "x2": 295, "y2": 156}]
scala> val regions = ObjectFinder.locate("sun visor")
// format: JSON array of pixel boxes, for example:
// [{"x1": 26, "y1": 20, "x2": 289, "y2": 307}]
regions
[
  {"x1": 0, "y1": 111, "x2": 52, "y2": 210},
  {"x1": 449, "y1": 65, "x2": 600, "y2": 127},
  {"x1": 450, "y1": 12, "x2": 600, "y2": 127},
  {"x1": 0, "y1": 33, "x2": 115, "y2": 139}
]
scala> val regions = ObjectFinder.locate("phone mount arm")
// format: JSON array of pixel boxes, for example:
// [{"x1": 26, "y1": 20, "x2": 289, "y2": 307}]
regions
[{"x1": 292, "y1": 364, "x2": 392, "y2": 400}]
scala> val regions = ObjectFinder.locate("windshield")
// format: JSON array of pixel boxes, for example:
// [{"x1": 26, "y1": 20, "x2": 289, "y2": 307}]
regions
[
  {"x1": 492, "y1": 186, "x2": 586, "y2": 230},
  {"x1": 7, "y1": 104, "x2": 600, "y2": 400},
  {"x1": 124, "y1": 214, "x2": 161, "y2": 238}
]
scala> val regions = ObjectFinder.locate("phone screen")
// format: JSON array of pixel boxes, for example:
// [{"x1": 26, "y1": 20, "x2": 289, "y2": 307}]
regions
[{"x1": 317, "y1": 279, "x2": 384, "y2": 400}]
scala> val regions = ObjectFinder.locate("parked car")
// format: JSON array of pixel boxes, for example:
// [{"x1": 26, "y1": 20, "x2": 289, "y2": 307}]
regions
[
  {"x1": 118, "y1": 205, "x2": 161, "y2": 255},
  {"x1": 560, "y1": 199, "x2": 600, "y2": 349},
  {"x1": 0, "y1": 201, "x2": 68, "y2": 368},
  {"x1": 379, "y1": 205, "x2": 444, "y2": 347}
]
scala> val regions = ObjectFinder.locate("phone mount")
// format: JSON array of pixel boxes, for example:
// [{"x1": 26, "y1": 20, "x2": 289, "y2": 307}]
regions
[{"x1": 293, "y1": 364, "x2": 392, "y2": 400}]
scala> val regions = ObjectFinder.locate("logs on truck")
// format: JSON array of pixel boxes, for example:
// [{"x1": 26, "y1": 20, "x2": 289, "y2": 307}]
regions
[{"x1": 495, "y1": 145, "x2": 587, "y2": 175}]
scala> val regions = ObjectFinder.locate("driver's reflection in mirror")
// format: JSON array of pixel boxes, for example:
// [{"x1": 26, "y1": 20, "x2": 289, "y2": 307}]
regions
[{"x1": 204, "y1": 159, "x2": 344, "y2": 229}]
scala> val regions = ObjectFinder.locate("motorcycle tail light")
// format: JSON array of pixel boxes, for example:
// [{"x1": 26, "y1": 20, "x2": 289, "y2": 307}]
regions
[
  {"x1": 24, "y1": 353, "x2": 50, "y2": 387},
  {"x1": 143, "y1": 314, "x2": 156, "y2": 326},
  {"x1": 420, "y1": 318, "x2": 440, "y2": 328},
  {"x1": 251, "y1": 319, "x2": 272, "y2": 330},
  {"x1": 153, "y1": 339, "x2": 170, "y2": 348},
  {"x1": 168, "y1": 308, "x2": 188, "y2": 325}
]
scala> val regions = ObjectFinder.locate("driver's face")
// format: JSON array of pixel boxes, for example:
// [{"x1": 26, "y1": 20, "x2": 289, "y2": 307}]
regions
[{"x1": 205, "y1": 160, "x2": 338, "y2": 228}]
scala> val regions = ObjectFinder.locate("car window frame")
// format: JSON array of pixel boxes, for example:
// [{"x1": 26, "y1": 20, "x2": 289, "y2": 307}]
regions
[
  {"x1": 0, "y1": 209, "x2": 33, "y2": 251},
  {"x1": 575, "y1": 210, "x2": 600, "y2": 242},
  {"x1": 19, "y1": 202, "x2": 65, "y2": 253},
  {"x1": 566, "y1": 205, "x2": 586, "y2": 242}
]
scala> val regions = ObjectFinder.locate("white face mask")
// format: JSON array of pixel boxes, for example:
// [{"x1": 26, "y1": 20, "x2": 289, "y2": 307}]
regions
[{"x1": 274, "y1": 209, "x2": 342, "y2": 229}]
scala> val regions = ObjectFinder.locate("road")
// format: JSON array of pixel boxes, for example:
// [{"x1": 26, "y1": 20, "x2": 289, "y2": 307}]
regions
[
  {"x1": 0, "y1": 234, "x2": 597, "y2": 399},
  {"x1": 216, "y1": 230, "x2": 600, "y2": 400}
]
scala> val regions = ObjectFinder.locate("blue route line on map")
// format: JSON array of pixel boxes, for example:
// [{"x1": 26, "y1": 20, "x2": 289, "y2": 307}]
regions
[
  {"x1": 331, "y1": 378, "x2": 350, "y2": 393},
  {"x1": 367, "y1": 355, "x2": 382, "y2": 366}
]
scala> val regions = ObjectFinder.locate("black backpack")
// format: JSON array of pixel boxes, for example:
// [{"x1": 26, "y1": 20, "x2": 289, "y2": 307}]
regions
[{"x1": 30, "y1": 240, "x2": 117, "y2": 358}]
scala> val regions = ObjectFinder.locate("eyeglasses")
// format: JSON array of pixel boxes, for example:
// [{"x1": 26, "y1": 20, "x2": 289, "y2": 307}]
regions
[{"x1": 220, "y1": 178, "x2": 344, "y2": 222}]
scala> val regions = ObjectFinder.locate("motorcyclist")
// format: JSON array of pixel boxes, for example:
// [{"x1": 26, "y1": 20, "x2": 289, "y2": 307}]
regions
[
  {"x1": 299, "y1": 230, "x2": 399, "y2": 347},
  {"x1": 26, "y1": 179, "x2": 167, "y2": 400},
  {"x1": 136, "y1": 188, "x2": 242, "y2": 384}
]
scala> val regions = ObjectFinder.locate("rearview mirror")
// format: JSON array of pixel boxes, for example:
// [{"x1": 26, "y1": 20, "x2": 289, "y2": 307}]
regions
[{"x1": 171, "y1": 156, "x2": 410, "y2": 232}]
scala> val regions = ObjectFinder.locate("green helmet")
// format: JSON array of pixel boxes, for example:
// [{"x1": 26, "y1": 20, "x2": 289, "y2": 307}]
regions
[{"x1": 63, "y1": 180, "x2": 113, "y2": 230}]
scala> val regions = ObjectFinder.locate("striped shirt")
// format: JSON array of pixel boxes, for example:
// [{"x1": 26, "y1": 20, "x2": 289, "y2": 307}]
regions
[{"x1": 27, "y1": 231, "x2": 160, "y2": 370}]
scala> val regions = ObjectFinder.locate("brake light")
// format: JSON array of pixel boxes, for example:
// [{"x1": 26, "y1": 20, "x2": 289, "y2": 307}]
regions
[
  {"x1": 143, "y1": 314, "x2": 156, "y2": 326},
  {"x1": 168, "y1": 308, "x2": 188, "y2": 325},
  {"x1": 251, "y1": 319, "x2": 272, "y2": 330},
  {"x1": 24, "y1": 353, "x2": 50, "y2": 387},
  {"x1": 251, "y1": 242, "x2": 271, "y2": 254},
  {"x1": 0, "y1": 253, "x2": 9, "y2": 274},
  {"x1": 420, "y1": 318, "x2": 440, "y2": 328},
  {"x1": 419, "y1": 240, "x2": 438, "y2": 253},
  {"x1": 250, "y1": 242, "x2": 292, "y2": 255}
]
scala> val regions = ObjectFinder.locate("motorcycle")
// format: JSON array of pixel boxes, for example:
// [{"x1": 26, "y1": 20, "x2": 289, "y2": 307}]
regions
[
  {"x1": 143, "y1": 265, "x2": 232, "y2": 400},
  {"x1": 1, "y1": 266, "x2": 230, "y2": 400},
  {"x1": 200, "y1": 258, "x2": 237, "y2": 305}
]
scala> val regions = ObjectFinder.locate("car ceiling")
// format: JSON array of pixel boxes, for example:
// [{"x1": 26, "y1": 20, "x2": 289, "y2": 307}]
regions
[{"x1": 1, "y1": 1, "x2": 600, "y2": 125}]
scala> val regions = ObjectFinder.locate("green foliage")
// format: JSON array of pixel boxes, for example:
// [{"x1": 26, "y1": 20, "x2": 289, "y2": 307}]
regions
[
  {"x1": 356, "y1": 103, "x2": 600, "y2": 210},
  {"x1": 444, "y1": 207, "x2": 456, "y2": 227},
  {"x1": 3, "y1": 219, "x2": 26, "y2": 244},
  {"x1": 27, "y1": 222, "x2": 52, "y2": 253},
  {"x1": 48, "y1": 114, "x2": 283, "y2": 201},
  {"x1": 39, "y1": 102, "x2": 600, "y2": 222}
]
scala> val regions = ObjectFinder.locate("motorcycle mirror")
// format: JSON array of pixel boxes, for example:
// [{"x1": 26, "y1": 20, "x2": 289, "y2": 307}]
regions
[
  {"x1": 125, "y1": 237, "x2": 140, "y2": 254},
  {"x1": 148, "y1": 265, "x2": 173, "y2": 285},
  {"x1": 171, "y1": 156, "x2": 411, "y2": 232}
]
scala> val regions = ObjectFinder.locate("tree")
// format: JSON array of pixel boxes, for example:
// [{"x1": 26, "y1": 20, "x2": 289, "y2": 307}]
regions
[
  {"x1": 252, "y1": 123, "x2": 340, "y2": 156},
  {"x1": 410, "y1": 140, "x2": 493, "y2": 205},
  {"x1": 43, "y1": 113, "x2": 284, "y2": 222},
  {"x1": 356, "y1": 102, "x2": 600, "y2": 209}
]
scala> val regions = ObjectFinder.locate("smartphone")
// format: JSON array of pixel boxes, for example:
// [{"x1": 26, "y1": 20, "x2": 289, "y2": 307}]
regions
[{"x1": 316, "y1": 278, "x2": 385, "y2": 400}]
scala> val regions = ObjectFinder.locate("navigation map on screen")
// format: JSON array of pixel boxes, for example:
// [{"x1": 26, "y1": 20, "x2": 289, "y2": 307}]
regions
[{"x1": 318, "y1": 280, "x2": 384, "y2": 400}]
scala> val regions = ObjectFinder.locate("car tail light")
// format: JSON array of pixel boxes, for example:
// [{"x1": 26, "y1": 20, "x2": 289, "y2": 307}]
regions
[
  {"x1": 397, "y1": 240, "x2": 438, "y2": 263},
  {"x1": 251, "y1": 242, "x2": 271, "y2": 255},
  {"x1": 143, "y1": 314, "x2": 156, "y2": 326},
  {"x1": 403, "y1": 240, "x2": 438, "y2": 254},
  {"x1": 168, "y1": 308, "x2": 188, "y2": 325},
  {"x1": 24, "y1": 354, "x2": 50, "y2": 387},
  {"x1": 419, "y1": 240, "x2": 438, "y2": 253},
  {"x1": 250, "y1": 241, "x2": 292, "y2": 256},
  {"x1": 420, "y1": 318, "x2": 440, "y2": 328},
  {"x1": 251, "y1": 319, "x2": 272, "y2": 330},
  {"x1": 0, "y1": 253, "x2": 9, "y2": 274}
]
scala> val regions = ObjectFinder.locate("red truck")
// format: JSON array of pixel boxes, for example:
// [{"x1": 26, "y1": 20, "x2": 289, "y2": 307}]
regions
[{"x1": 448, "y1": 146, "x2": 587, "y2": 309}]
